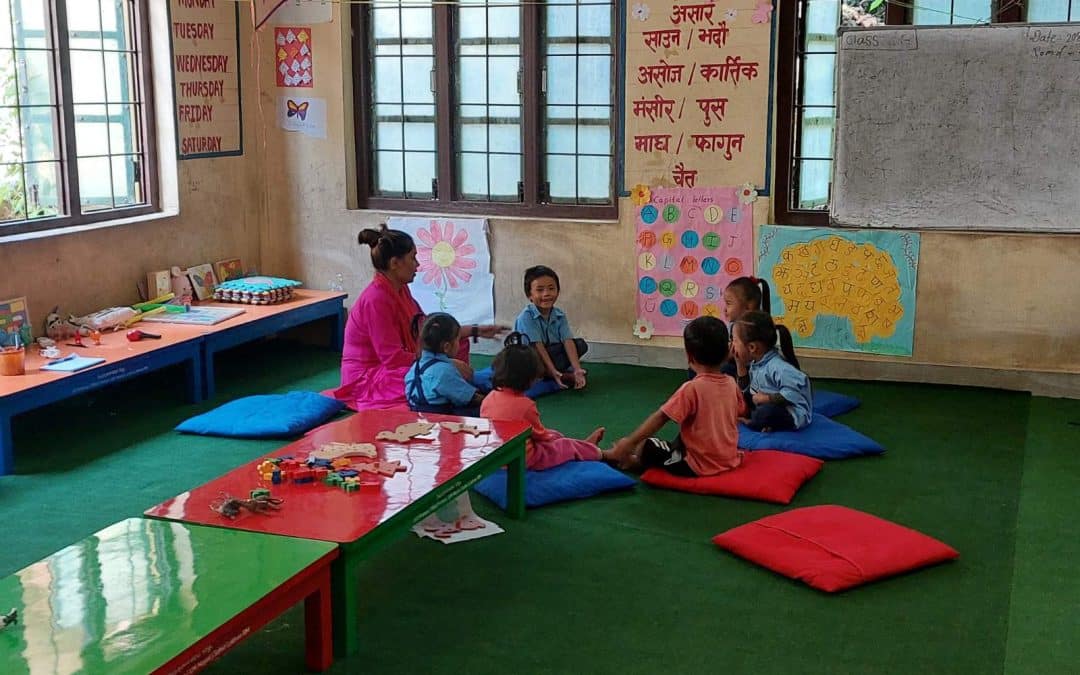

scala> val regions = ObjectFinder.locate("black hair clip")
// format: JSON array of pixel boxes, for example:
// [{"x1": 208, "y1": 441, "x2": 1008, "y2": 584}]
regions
[{"x1": 504, "y1": 331, "x2": 531, "y2": 347}]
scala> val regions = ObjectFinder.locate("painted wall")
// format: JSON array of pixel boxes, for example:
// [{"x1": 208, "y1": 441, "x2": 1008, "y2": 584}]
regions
[
  {"x1": 0, "y1": 10, "x2": 263, "y2": 330},
  {"x1": 3, "y1": 5, "x2": 1076, "y2": 392},
  {"x1": 257, "y1": 6, "x2": 1078, "y2": 387}
]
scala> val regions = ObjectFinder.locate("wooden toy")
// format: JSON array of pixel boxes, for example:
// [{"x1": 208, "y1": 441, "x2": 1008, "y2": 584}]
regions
[
  {"x1": 309, "y1": 442, "x2": 377, "y2": 462},
  {"x1": 440, "y1": 421, "x2": 490, "y2": 437},
  {"x1": 376, "y1": 421, "x2": 436, "y2": 442},
  {"x1": 355, "y1": 460, "x2": 406, "y2": 477}
]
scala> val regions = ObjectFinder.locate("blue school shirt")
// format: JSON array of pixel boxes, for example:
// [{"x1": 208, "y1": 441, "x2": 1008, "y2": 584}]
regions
[
  {"x1": 746, "y1": 348, "x2": 813, "y2": 428},
  {"x1": 514, "y1": 304, "x2": 574, "y2": 345},
  {"x1": 404, "y1": 351, "x2": 477, "y2": 408}
]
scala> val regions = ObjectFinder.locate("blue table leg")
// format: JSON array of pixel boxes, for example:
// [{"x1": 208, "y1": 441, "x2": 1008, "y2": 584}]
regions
[
  {"x1": 203, "y1": 346, "x2": 216, "y2": 401},
  {"x1": 332, "y1": 307, "x2": 346, "y2": 352},
  {"x1": 0, "y1": 414, "x2": 12, "y2": 476},
  {"x1": 186, "y1": 351, "x2": 204, "y2": 403}
]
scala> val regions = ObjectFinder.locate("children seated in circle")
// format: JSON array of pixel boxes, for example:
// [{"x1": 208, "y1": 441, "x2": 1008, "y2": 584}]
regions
[
  {"x1": 480, "y1": 333, "x2": 618, "y2": 471},
  {"x1": 731, "y1": 311, "x2": 813, "y2": 432},
  {"x1": 610, "y1": 316, "x2": 746, "y2": 476},
  {"x1": 689, "y1": 275, "x2": 771, "y2": 380},
  {"x1": 514, "y1": 265, "x2": 589, "y2": 393},
  {"x1": 405, "y1": 313, "x2": 486, "y2": 417}
]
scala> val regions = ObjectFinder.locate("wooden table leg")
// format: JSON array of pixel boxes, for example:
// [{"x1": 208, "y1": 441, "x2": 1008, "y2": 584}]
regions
[
  {"x1": 506, "y1": 444, "x2": 526, "y2": 519},
  {"x1": 331, "y1": 547, "x2": 362, "y2": 657},
  {"x1": 0, "y1": 414, "x2": 12, "y2": 477},
  {"x1": 304, "y1": 566, "x2": 334, "y2": 671}
]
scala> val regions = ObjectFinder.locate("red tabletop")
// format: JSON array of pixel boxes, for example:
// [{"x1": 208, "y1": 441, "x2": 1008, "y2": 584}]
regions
[{"x1": 145, "y1": 409, "x2": 529, "y2": 543}]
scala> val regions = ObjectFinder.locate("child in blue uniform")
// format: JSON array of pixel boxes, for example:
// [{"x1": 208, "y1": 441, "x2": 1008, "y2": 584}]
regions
[
  {"x1": 405, "y1": 313, "x2": 485, "y2": 416},
  {"x1": 731, "y1": 311, "x2": 812, "y2": 432},
  {"x1": 514, "y1": 265, "x2": 589, "y2": 394}
]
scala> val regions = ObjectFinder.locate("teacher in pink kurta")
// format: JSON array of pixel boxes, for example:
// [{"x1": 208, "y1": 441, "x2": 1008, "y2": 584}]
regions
[{"x1": 331, "y1": 225, "x2": 505, "y2": 410}]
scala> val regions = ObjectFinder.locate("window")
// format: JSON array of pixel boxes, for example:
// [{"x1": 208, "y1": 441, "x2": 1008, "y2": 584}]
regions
[
  {"x1": 0, "y1": 0, "x2": 156, "y2": 236},
  {"x1": 353, "y1": 0, "x2": 618, "y2": 218},
  {"x1": 776, "y1": 0, "x2": 1080, "y2": 224}
]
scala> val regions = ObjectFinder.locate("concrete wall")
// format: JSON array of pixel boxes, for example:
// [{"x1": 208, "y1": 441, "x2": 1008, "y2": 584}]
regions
[{"x1": 3, "y1": 6, "x2": 1076, "y2": 397}]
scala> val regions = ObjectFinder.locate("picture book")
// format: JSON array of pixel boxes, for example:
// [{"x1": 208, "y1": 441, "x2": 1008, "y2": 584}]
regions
[
  {"x1": 142, "y1": 306, "x2": 245, "y2": 326},
  {"x1": 215, "y1": 258, "x2": 244, "y2": 282},
  {"x1": 0, "y1": 296, "x2": 32, "y2": 348},
  {"x1": 41, "y1": 355, "x2": 106, "y2": 372},
  {"x1": 187, "y1": 263, "x2": 218, "y2": 301}
]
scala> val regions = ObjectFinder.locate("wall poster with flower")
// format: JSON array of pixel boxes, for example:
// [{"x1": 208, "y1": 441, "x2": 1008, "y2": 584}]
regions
[
  {"x1": 386, "y1": 217, "x2": 495, "y2": 326},
  {"x1": 633, "y1": 185, "x2": 754, "y2": 337}
]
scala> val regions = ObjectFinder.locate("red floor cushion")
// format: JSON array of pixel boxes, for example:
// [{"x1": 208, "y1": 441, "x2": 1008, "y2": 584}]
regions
[
  {"x1": 712, "y1": 505, "x2": 959, "y2": 592},
  {"x1": 641, "y1": 451, "x2": 823, "y2": 504}
]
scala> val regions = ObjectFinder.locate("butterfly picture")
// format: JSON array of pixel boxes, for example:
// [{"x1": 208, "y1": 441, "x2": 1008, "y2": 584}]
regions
[{"x1": 287, "y1": 99, "x2": 309, "y2": 121}]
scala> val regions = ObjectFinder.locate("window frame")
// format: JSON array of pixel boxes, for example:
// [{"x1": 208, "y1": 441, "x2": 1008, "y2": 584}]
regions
[
  {"x1": 351, "y1": 1, "x2": 620, "y2": 220},
  {"x1": 1, "y1": 0, "x2": 159, "y2": 238},
  {"x1": 774, "y1": 0, "x2": 829, "y2": 226}
]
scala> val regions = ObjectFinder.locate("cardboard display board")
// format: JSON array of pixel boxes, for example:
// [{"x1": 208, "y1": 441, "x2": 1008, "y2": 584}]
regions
[{"x1": 170, "y1": 0, "x2": 243, "y2": 159}]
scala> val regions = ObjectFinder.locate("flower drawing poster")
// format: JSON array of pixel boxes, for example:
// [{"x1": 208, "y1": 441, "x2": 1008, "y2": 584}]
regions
[{"x1": 386, "y1": 217, "x2": 495, "y2": 326}]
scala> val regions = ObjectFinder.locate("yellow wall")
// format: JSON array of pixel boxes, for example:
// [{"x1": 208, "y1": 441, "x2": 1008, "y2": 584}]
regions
[
  {"x1": 2, "y1": 5, "x2": 1076, "y2": 394},
  {"x1": 0, "y1": 14, "x2": 263, "y2": 329}
]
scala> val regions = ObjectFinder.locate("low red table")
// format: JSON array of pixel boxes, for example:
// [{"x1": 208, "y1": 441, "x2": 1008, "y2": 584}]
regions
[{"x1": 145, "y1": 409, "x2": 529, "y2": 656}]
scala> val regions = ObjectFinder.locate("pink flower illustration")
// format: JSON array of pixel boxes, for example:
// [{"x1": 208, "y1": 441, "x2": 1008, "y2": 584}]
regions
[{"x1": 416, "y1": 220, "x2": 478, "y2": 308}]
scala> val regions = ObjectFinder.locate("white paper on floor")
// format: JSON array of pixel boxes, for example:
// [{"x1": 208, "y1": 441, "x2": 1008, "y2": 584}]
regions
[{"x1": 412, "y1": 493, "x2": 503, "y2": 544}]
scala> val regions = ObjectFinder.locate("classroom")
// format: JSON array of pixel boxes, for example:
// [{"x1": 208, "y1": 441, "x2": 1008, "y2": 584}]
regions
[{"x1": 0, "y1": 1, "x2": 1077, "y2": 673}]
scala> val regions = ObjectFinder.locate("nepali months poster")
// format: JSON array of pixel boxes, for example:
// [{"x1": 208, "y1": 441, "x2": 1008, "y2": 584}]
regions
[
  {"x1": 635, "y1": 186, "x2": 754, "y2": 337},
  {"x1": 757, "y1": 225, "x2": 920, "y2": 356},
  {"x1": 624, "y1": 0, "x2": 774, "y2": 190},
  {"x1": 170, "y1": 0, "x2": 243, "y2": 158}
]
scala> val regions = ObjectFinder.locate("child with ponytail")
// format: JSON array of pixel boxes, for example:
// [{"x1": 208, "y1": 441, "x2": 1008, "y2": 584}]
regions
[{"x1": 731, "y1": 311, "x2": 813, "y2": 432}]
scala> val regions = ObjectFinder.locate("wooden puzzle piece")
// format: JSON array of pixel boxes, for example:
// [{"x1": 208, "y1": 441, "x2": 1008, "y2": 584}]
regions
[
  {"x1": 309, "y1": 442, "x2": 377, "y2": 462},
  {"x1": 440, "y1": 421, "x2": 490, "y2": 437},
  {"x1": 355, "y1": 460, "x2": 407, "y2": 477},
  {"x1": 376, "y1": 421, "x2": 436, "y2": 442}
]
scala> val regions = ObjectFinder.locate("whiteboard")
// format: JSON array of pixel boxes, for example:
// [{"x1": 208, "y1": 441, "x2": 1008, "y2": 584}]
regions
[{"x1": 831, "y1": 24, "x2": 1080, "y2": 232}]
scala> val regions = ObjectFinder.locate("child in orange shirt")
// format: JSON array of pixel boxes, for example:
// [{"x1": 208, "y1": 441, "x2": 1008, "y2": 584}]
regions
[
  {"x1": 481, "y1": 333, "x2": 616, "y2": 470},
  {"x1": 611, "y1": 316, "x2": 746, "y2": 476}
]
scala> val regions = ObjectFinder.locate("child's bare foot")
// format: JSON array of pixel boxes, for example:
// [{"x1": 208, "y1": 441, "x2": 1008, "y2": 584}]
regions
[{"x1": 586, "y1": 427, "x2": 605, "y2": 445}]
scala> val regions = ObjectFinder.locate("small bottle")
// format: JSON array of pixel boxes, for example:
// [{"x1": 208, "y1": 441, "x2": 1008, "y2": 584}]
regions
[{"x1": 328, "y1": 273, "x2": 345, "y2": 292}]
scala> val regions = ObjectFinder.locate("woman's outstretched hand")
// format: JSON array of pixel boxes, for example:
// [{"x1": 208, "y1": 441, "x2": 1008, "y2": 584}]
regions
[{"x1": 477, "y1": 324, "x2": 511, "y2": 339}]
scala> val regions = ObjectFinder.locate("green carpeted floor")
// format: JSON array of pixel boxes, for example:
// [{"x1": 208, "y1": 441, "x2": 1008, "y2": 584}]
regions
[{"x1": 1, "y1": 340, "x2": 1076, "y2": 674}]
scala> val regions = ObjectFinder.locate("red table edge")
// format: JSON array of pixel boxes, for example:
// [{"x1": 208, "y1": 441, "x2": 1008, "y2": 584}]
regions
[{"x1": 153, "y1": 547, "x2": 339, "y2": 675}]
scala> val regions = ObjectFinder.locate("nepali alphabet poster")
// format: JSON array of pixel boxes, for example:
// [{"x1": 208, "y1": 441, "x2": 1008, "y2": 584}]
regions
[
  {"x1": 757, "y1": 225, "x2": 921, "y2": 356},
  {"x1": 634, "y1": 185, "x2": 755, "y2": 337},
  {"x1": 386, "y1": 217, "x2": 495, "y2": 326},
  {"x1": 624, "y1": 0, "x2": 774, "y2": 191}
]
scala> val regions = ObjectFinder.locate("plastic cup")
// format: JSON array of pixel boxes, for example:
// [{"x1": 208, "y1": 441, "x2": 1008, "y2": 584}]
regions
[{"x1": 0, "y1": 346, "x2": 26, "y2": 376}]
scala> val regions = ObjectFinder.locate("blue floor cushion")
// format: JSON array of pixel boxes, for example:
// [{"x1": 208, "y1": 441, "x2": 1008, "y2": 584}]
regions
[
  {"x1": 738, "y1": 415, "x2": 885, "y2": 460},
  {"x1": 813, "y1": 390, "x2": 861, "y2": 418},
  {"x1": 176, "y1": 391, "x2": 345, "y2": 439},
  {"x1": 474, "y1": 461, "x2": 636, "y2": 509},
  {"x1": 472, "y1": 367, "x2": 564, "y2": 399}
]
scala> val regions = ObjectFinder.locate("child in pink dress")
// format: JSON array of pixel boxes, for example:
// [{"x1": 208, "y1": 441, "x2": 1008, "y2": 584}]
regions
[{"x1": 481, "y1": 333, "x2": 617, "y2": 470}]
